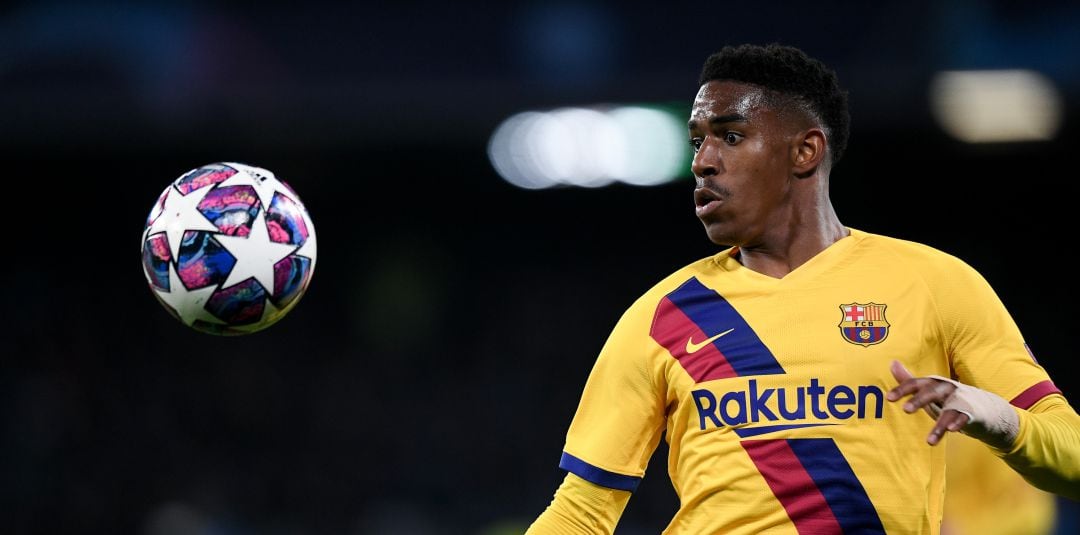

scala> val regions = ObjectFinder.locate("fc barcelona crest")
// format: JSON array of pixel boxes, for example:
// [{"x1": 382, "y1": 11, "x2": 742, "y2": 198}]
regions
[{"x1": 838, "y1": 303, "x2": 890, "y2": 347}]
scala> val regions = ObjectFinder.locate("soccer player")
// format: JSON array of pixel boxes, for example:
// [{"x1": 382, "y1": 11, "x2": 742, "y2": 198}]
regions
[{"x1": 526, "y1": 43, "x2": 1080, "y2": 534}]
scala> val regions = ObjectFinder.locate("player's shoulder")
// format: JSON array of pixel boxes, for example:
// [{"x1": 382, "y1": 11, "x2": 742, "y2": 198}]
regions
[
  {"x1": 850, "y1": 228, "x2": 975, "y2": 273},
  {"x1": 630, "y1": 250, "x2": 732, "y2": 305}
]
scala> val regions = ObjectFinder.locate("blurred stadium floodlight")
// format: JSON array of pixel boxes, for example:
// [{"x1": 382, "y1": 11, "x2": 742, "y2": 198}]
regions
[
  {"x1": 930, "y1": 69, "x2": 1063, "y2": 143},
  {"x1": 488, "y1": 105, "x2": 688, "y2": 189}
]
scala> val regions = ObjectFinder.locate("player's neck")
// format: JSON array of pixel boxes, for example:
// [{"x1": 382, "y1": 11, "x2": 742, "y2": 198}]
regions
[{"x1": 735, "y1": 214, "x2": 848, "y2": 279}]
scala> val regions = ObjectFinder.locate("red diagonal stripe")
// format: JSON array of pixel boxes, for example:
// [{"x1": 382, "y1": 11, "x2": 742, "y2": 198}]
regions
[
  {"x1": 743, "y1": 439, "x2": 843, "y2": 533},
  {"x1": 650, "y1": 297, "x2": 737, "y2": 382}
]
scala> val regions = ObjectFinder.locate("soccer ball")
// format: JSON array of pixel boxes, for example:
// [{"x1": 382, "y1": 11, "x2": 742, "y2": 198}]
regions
[{"x1": 140, "y1": 162, "x2": 317, "y2": 335}]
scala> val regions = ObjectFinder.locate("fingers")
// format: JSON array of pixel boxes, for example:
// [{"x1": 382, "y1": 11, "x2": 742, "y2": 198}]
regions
[
  {"x1": 887, "y1": 361, "x2": 956, "y2": 412},
  {"x1": 886, "y1": 360, "x2": 921, "y2": 402},
  {"x1": 899, "y1": 380, "x2": 956, "y2": 415},
  {"x1": 889, "y1": 359, "x2": 914, "y2": 383},
  {"x1": 926, "y1": 410, "x2": 970, "y2": 446},
  {"x1": 887, "y1": 360, "x2": 967, "y2": 446}
]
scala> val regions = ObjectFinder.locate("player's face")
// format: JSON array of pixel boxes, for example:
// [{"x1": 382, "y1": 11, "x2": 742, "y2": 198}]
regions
[{"x1": 688, "y1": 81, "x2": 798, "y2": 248}]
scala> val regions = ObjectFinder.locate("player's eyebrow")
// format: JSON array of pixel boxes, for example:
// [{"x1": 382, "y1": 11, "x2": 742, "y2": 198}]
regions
[{"x1": 687, "y1": 113, "x2": 748, "y2": 130}]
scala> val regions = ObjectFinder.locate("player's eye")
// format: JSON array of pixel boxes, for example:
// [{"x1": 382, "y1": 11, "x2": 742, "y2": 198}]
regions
[
  {"x1": 723, "y1": 132, "x2": 743, "y2": 145},
  {"x1": 688, "y1": 138, "x2": 703, "y2": 153}
]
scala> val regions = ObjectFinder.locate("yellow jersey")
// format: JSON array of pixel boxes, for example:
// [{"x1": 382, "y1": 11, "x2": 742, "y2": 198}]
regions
[{"x1": 557, "y1": 228, "x2": 1062, "y2": 534}]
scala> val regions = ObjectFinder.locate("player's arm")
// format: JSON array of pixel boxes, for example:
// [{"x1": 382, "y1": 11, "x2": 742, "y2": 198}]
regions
[
  {"x1": 999, "y1": 393, "x2": 1080, "y2": 500},
  {"x1": 890, "y1": 251, "x2": 1080, "y2": 499},
  {"x1": 528, "y1": 291, "x2": 668, "y2": 532},
  {"x1": 888, "y1": 361, "x2": 1080, "y2": 500},
  {"x1": 526, "y1": 473, "x2": 631, "y2": 534}
]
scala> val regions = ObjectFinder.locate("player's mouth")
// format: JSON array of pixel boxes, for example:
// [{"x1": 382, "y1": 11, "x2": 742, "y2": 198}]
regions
[{"x1": 694, "y1": 187, "x2": 722, "y2": 217}]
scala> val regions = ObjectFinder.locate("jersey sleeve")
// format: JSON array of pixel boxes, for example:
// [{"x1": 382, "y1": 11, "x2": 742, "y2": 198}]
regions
[
  {"x1": 927, "y1": 255, "x2": 1060, "y2": 405},
  {"x1": 1001, "y1": 394, "x2": 1080, "y2": 500},
  {"x1": 526, "y1": 472, "x2": 631, "y2": 534},
  {"x1": 928, "y1": 254, "x2": 1080, "y2": 498},
  {"x1": 558, "y1": 296, "x2": 668, "y2": 492}
]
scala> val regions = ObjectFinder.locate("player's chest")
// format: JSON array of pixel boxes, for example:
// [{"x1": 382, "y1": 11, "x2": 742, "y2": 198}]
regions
[{"x1": 651, "y1": 275, "x2": 941, "y2": 384}]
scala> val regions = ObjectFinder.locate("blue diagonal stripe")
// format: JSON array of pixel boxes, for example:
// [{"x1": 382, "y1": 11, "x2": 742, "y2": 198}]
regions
[{"x1": 667, "y1": 277, "x2": 784, "y2": 376}]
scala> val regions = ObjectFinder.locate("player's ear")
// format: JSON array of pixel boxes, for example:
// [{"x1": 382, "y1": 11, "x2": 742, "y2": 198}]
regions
[{"x1": 792, "y1": 127, "x2": 827, "y2": 177}]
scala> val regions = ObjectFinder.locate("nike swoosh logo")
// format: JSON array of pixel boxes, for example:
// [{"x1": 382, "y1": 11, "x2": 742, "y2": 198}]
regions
[{"x1": 685, "y1": 328, "x2": 735, "y2": 354}]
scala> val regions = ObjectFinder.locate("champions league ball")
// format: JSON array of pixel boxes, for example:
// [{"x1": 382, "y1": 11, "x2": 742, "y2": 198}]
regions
[{"x1": 140, "y1": 162, "x2": 317, "y2": 335}]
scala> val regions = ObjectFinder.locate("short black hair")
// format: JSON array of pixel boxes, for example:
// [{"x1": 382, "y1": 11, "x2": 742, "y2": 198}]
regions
[{"x1": 698, "y1": 43, "x2": 850, "y2": 166}]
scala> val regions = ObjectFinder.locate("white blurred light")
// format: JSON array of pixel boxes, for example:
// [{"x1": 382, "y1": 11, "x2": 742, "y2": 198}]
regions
[
  {"x1": 521, "y1": 112, "x2": 567, "y2": 188},
  {"x1": 930, "y1": 69, "x2": 1063, "y2": 143},
  {"x1": 487, "y1": 111, "x2": 553, "y2": 190},
  {"x1": 608, "y1": 106, "x2": 686, "y2": 186},
  {"x1": 488, "y1": 105, "x2": 688, "y2": 189},
  {"x1": 525, "y1": 108, "x2": 607, "y2": 188}
]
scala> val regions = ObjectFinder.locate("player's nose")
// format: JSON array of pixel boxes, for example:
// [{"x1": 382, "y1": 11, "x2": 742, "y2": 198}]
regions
[{"x1": 691, "y1": 139, "x2": 721, "y2": 178}]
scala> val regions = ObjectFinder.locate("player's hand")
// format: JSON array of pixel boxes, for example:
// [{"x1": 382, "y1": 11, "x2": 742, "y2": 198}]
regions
[{"x1": 887, "y1": 360, "x2": 1019, "y2": 450}]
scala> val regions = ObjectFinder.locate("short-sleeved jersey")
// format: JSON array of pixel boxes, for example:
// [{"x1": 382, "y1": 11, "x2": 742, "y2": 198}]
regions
[{"x1": 557, "y1": 228, "x2": 1061, "y2": 534}]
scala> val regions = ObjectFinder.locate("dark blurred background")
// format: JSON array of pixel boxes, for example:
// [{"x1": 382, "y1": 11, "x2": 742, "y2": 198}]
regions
[{"x1": 3, "y1": 1, "x2": 1079, "y2": 534}]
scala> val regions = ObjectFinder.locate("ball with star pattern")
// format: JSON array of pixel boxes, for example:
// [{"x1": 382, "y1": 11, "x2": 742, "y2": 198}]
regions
[{"x1": 140, "y1": 162, "x2": 317, "y2": 335}]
